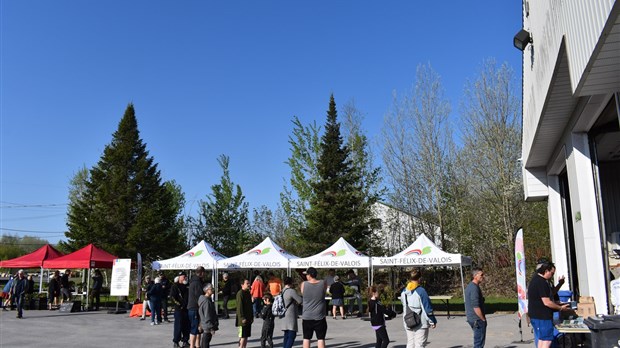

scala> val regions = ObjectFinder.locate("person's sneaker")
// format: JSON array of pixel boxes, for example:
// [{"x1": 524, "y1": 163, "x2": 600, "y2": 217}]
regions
[
  {"x1": 172, "y1": 343, "x2": 181, "y2": 348},
  {"x1": 150, "y1": 322, "x2": 155, "y2": 326},
  {"x1": 140, "y1": 317, "x2": 146, "y2": 321}
]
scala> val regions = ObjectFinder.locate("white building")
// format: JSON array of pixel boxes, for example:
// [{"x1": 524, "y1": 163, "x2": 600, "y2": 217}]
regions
[
  {"x1": 371, "y1": 202, "x2": 442, "y2": 256},
  {"x1": 519, "y1": 0, "x2": 620, "y2": 314}
]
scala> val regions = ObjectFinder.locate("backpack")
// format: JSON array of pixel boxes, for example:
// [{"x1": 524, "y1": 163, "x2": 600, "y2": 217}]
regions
[{"x1": 272, "y1": 288, "x2": 291, "y2": 318}]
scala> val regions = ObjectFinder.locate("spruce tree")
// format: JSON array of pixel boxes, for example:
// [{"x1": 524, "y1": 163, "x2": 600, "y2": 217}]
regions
[
  {"x1": 303, "y1": 95, "x2": 370, "y2": 255},
  {"x1": 192, "y1": 155, "x2": 251, "y2": 257},
  {"x1": 65, "y1": 104, "x2": 185, "y2": 261}
]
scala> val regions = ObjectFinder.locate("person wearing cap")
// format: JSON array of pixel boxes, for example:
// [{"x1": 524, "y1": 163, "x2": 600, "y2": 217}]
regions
[
  {"x1": 329, "y1": 275, "x2": 346, "y2": 319},
  {"x1": 236, "y1": 278, "x2": 254, "y2": 348},
  {"x1": 198, "y1": 283, "x2": 218, "y2": 348},
  {"x1": 170, "y1": 271, "x2": 190, "y2": 348},
  {"x1": 12, "y1": 270, "x2": 28, "y2": 319},
  {"x1": 188, "y1": 266, "x2": 206, "y2": 348},
  {"x1": 300, "y1": 267, "x2": 328, "y2": 348},
  {"x1": 528, "y1": 261, "x2": 569, "y2": 348}
]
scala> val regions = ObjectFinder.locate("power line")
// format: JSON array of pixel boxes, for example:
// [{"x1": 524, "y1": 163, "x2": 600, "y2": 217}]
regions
[
  {"x1": 0, "y1": 203, "x2": 67, "y2": 208},
  {"x1": 0, "y1": 227, "x2": 66, "y2": 234}
]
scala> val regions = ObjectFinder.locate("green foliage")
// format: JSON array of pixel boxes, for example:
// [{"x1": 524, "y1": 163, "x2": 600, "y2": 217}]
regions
[
  {"x1": 280, "y1": 116, "x2": 322, "y2": 255},
  {"x1": 192, "y1": 154, "x2": 251, "y2": 256},
  {"x1": 64, "y1": 104, "x2": 186, "y2": 262},
  {"x1": 0, "y1": 234, "x2": 50, "y2": 262},
  {"x1": 303, "y1": 95, "x2": 374, "y2": 254}
]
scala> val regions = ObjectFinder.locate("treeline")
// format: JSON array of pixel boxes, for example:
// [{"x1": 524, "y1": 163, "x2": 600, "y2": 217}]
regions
[{"x1": 52, "y1": 59, "x2": 548, "y2": 296}]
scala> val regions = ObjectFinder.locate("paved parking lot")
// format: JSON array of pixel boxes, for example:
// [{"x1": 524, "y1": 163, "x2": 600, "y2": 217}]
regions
[{"x1": 0, "y1": 307, "x2": 535, "y2": 347}]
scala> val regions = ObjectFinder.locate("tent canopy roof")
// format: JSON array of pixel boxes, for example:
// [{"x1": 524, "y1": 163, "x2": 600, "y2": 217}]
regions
[
  {"x1": 152, "y1": 240, "x2": 226, "y2": 270},
  {"x1": 42, "y1": 244, "x2": 118, "y2": 269},
  {"x1": 291, "y1": 237, "x2": 370, "y2": 269},
  {"x1": 0, "y1": 244, "x2": 64, "y2": 269},
  {"x1": 218, "y1": 237, "x2": 298, "y2": 269},
  {"x1": 372, "y1": 234, "x2": 471, "y2": 267}
]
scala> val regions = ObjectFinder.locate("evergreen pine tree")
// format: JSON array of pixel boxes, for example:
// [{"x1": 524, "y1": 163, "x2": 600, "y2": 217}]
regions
[
  {"x1": 192, "y1": 155, "x2": 251, "y2": 257},
  {"x1": 303, "y1": 95, "x2": 370, "y2": 254},
  {"x1": 65, "y1": 104, "x2": 185, "y2": 261}
]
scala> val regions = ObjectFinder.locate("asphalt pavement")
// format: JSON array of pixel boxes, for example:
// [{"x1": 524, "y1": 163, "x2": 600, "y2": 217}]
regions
[{"x1": 0, "y1": 307, "x2": 536, "y2": 347}]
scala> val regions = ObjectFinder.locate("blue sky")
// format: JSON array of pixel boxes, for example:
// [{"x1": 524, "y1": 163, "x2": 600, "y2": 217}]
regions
[{"x1": 1, "y1": 1, "x2": 522, "y2": 244}]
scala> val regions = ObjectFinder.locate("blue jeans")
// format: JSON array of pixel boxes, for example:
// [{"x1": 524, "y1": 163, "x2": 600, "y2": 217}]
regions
[
  {"x1": 16, "y1": 294, "x2": 25, "y2": 318},
  {"x1": 467, "y1": 319, "x2": 487, "y2": 348},
  {"x1": 253, "y1": 298, "x2": 263, "y2": 317},
  {"x1": 282, "y1": 330, "x2": 296, "y2": 348},
  {"x1": 150, "y1": 298, "x2": 162, "y2": 323}
]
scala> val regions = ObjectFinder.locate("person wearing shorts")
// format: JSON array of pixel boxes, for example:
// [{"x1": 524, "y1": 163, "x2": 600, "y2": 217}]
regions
[
  {"x1": 300, "y1": 267, "x2": 328, "y2": 348},
  {"x1": 527, "y1": 261, "x2": 569, "y2": 348},
  {"x1": 236, "y1": 279, "x2": 253, "y2": 348}
]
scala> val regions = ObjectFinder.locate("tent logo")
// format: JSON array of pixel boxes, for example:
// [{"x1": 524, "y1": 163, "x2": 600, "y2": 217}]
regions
[
  {"x1": 182, "y1": 250, "x2": 203, "y2": 258},
  {"x1": 248, "y1": 247, "x2": 271, "y2": 255},
  {"x1": 404, "y1": 247, "x2": 431, "y2": 256},
  {"x1": 322, "y1": 249, "x2": 346, "y2": 257}
]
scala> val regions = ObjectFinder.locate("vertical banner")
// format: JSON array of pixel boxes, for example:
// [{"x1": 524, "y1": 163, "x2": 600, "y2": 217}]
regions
[
  {"x1": 111, "y1": 258, "x2": 132, "y2": 297},
  {"x1": 137, "y1": 253, "x2": 142, "y2": 300},
  {"x1": 514, "y1": 228, "x2": 527, "y2": 318}
]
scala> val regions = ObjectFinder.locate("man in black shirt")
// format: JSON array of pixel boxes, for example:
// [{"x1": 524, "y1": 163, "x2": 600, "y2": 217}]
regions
[
  {"x1": 170, "y1": 272, "x2": 190, "y2": 348},
  {"x1": 187, "y1": 266, "x2": 205, "y2": 348},
  {"x1": 527, "y1": 261, "x2": 568, "y2": 348}
]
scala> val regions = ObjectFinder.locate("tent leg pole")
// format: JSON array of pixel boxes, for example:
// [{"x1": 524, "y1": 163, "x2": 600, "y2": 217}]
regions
[
  {"x1": 39, "y1": 266, "x2": 44, "y2": 294},
  {"x1": 460, "y1": 263, "x2": 465, "y2": 297}
]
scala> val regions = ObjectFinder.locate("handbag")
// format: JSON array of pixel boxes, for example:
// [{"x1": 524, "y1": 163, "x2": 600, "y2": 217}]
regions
[{"x1": 404, "y1": 290, "x2": 422, "y2": 329}]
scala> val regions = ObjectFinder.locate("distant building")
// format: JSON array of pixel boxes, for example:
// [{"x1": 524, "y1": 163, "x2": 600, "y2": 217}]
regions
[
  {"x1": 519, "y1": 0, "x2": 620, "y2": 314},
  {"x1": 371, "y1": 202, "x2": 442, "y2": 256}
]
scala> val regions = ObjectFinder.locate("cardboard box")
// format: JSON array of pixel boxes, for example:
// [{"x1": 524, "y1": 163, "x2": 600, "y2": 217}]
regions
[
  {"x1": 579, "y1": 296, "x2": 595, "y2": 304},
  {"x1": 576, "y1": 303, "x2": 596, "y2": 318}
]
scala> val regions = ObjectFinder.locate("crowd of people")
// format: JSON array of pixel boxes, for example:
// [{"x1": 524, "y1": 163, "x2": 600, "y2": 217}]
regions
[
  {"x1": 130, "y1": 266, "x2": 448, "y2": 348},
  {"x1": 2, "y1": 254, "x2": 583, "y2": 348}
]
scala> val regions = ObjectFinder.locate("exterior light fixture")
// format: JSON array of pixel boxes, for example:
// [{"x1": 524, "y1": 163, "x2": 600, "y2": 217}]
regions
[{"x1": 514, "y1": 29, "x2": 532, "y2": 51}]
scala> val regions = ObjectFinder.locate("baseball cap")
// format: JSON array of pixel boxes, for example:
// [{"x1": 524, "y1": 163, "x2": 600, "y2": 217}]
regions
[{"x1": 303, "y1": 267, "x2": 318, "y2": 278}]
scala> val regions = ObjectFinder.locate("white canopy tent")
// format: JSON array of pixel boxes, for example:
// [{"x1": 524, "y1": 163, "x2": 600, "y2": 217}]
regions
[
  {"x1": 291, "y1": 237, "x2": 371, "y2": 285},
  {"x1": 371, "y1": 234, "x2": 472, "y2": 294},
  {"x1": 217, "y1": 237, "x2": 298, "y2": 274},
  {"x1": 151, "y1": 240, "x2": 227, "y2": 300},
  {"x1": 291, "y1": 237, "x2": 370, "y2": 269},
  {"x1": 152, "y1": 240, "x2": 227, "y2": 271}
]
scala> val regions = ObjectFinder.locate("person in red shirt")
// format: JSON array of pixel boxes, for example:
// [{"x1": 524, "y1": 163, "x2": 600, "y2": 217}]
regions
[
  {"x1": 267, "y1": 272, "x2": 282, "y2": 296},
  {"x1": 250, "y1": 274, "x2": 265, "y2": 318}
]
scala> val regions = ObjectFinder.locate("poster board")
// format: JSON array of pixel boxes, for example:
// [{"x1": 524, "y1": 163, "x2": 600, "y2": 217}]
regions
[{"x1": 110, "y1": 258, "x2": 131, "y2": 297}]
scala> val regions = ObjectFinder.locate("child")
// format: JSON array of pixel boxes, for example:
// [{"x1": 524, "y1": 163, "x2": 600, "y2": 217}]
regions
[
  {"x1": 369, "y1": 285, "x2": 389, "y2": 348},
  {"x1": 259, "y1": 293, "x2": 275, "y2": 348}
]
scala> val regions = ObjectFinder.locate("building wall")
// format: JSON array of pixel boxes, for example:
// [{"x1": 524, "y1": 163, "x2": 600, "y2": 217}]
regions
[
  {"x1": 521, "y1": 0, "x2": 619, "y2": 314},
  {"x1": 522, "y1": 0, "x2": 616, "y2": 167}
]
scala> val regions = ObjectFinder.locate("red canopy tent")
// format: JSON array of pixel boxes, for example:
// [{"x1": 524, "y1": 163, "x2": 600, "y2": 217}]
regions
[
  {"x1": 0, "y1": 244, "x2": 64, "y2": 268},
  {"x1": 42, "y1": 244, "x2": 118, "y2": 269},
  {"x1": 42, "y1": 244, "x2": 119, "y2": 308}
]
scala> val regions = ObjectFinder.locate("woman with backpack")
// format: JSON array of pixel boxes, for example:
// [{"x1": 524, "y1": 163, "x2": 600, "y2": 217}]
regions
[
  {"x1": 281, "y1": 276, "x2": 302, "y2": 348},
  {"x1": 400, "y1": 268, "x2": 437, "y2": 348}
]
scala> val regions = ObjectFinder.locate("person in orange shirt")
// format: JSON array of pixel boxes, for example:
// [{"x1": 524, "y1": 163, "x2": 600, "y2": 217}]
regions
[
  {"x1": 250, "y1": 274, "x2": 265, "y2": 318},
  {"x1": 267, "y1": 272, "x2": 282, "y2": 296}
]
